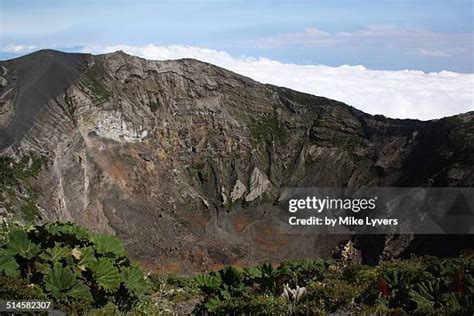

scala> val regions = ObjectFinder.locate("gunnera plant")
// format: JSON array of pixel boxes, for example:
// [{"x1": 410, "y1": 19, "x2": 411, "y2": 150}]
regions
[{"x1": 0, "y1": 221, "x2": 149, "y2": 313}]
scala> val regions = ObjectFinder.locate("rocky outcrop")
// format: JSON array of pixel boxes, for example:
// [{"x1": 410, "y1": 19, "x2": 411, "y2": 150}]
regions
[
  {"x1": 0, "y1": 50, "x2": 472, "y2": 273},
  {"x1": 90, "y1": 111, "x2": 149, "y2": 143},
  {"x1": 230, "y1": 180, "x2": 246, "y2": 202},
  {"x1": 245, "y1": 167, "x2": 272, "y2": 202}
]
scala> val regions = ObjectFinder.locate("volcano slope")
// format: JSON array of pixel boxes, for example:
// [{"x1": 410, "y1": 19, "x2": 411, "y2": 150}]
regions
[{"x1": 0, "y1": 50, "x2": 472, "y2": 273}]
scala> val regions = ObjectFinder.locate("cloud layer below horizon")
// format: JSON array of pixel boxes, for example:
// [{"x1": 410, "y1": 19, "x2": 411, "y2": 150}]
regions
[{"x1": 81, "y1": 44, "x2": 473, "y2": 120}]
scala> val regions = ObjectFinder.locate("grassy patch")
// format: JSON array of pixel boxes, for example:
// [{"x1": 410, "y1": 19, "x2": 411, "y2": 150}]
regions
[
  {"x1": 0, "y1": 154, "x2": 45, "y2": 222},
  {"x1": 21, "y1": 201, "x2": 39, "y2": 222},
  {"x1": 249, "y1": 114, "x2": 286, "y2": 148},
  {"x1": 64, "y1": 93, "x2": 76, "y2": 117},
  {"x1": 148, "y1": 101, "x2": 160, "y2": 113},
  {"x1": 83, "y1": 70, "x2": 110, "y2": 103}
]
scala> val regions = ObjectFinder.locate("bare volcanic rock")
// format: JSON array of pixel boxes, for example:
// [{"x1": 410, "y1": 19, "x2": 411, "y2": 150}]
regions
[
  {"x1": 0, "y1": 50, "x2": 91, "y2": 149},
  {"x1": 0, "y1": 50, "x2": 472, "y2": 273}
]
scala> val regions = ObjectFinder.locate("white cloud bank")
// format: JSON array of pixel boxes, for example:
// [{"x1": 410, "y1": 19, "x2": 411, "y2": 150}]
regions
[
  {"x1": 2, "y1": 44, "x2": 38, "y2": 53},
  {"x1": 82, "y1": 44, "x2": 473, "y2": 120}
]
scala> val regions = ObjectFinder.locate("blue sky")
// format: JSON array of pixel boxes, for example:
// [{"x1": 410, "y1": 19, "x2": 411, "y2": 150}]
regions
[{"x1": 1, "y1": 0, "x2": 473, "y2": 72}]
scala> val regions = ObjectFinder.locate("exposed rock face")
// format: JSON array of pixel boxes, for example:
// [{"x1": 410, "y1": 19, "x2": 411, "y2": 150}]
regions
[
  {"x1": 91, "y1": 111, "x2": 149, "y2": 143},
  {"x1": 245, "y1": 167, "x2": 273, "y2": 202},
  {"x1": 0, "y1": 50, "x2": 473, "y2": 273},
  {"x1": 230, "y1": 180, "x2": 247, "y2": 202}
]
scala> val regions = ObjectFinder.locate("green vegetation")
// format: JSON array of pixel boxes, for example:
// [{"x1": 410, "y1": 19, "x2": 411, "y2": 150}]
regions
[
  {"x1": 0, "y1": 154, "x2": 43, "y2": 186},
  {"x1": 0, "y1": 154, "x2": 44, "y2": 221},
  {"x1": 249, "y1": 114, "x2": 286, "y2": 148},
  {"x1": 64, "y1": 92, "x2": 77, "y2": 117},
  {"x1": 191, "y1": 257, "x2": 473, "y2": 314},
  {"x1": 147, "y1": 101, "x2": 160, "y2": 113},
  {"x1": 1, "y1": 221, "x2": 472, "y2": 314},
  {"x1": 21, "y1": 201, "x2": 40, "y2": 222},
  {"x1": 0, "y1": 221, "x2": 154, "y2": 314},
  {"x1": 83, "y1": 70, "x2": 110, "y2": 103}
]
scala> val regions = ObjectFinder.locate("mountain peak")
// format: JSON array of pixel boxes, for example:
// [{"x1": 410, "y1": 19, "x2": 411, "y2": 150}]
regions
[{"x1": 0, "y1": 50, "x2": 472, "y2": 272}]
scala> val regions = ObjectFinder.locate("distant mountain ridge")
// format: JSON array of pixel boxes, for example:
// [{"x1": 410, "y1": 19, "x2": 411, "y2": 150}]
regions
[{"x1": 0, "y1": 50, "x2": 472, "y2": 273}]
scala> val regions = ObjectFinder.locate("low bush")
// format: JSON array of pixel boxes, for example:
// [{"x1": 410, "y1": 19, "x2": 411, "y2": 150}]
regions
[
  {"x1": 192, "y1": 256, "x2": 474, "y2": 314},
  {"x1": 196, "y1": 294, "x2": 290, "y2": 315},
  {"x1": 0, "y1": 222, "x2": 149, "y2": 314},
  {"x1": 1, "y1": 221, "x2": 472, "y2": 314}
]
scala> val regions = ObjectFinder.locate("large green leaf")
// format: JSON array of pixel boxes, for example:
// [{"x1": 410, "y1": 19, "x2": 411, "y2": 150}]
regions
[
  {"x1": 243, "y1": 266, "x2": 262, "y2": 279},
  {"x1": 219, "y1": 265, "x2": 243, "y2": 287},
  {"x1": 67, "y1": 282, "x2": 93, "y2": 300},
  {"x1": 195, "y1": 274, "x2": 222, "y2": 294},
  {"x1": 44, "y1": 264, "x2": 76, "y2": 297},
  {"x1": 0, "y1": 249, "x2": 19, "y2": 277},
  {"x1": 74, "y1": 246, "x2": 97, "y2": 271},
  {"x1": 121, "y1": 265, "x2": 147, "y2": 295},
  {"x1": 39, "y1": 243, "x2": 70, "y2": 263},
  {"x1": 409, "y1": 290, "x2": 435, "y2": 310},
  {"x1": 46, "y1": 222, "x2": 90, "y2": 241},
  {"x1": 91, "y1": 234, "x2": 127, "y2": 257},
  {"x1": 6, "y1": 229, "x2": 40, "y2": 259},
  {"x1": 441, "y1": 292, "x2": 472, "y2": 311},
  {"x1": 89, "y1": 259, "x2": 121, "y2": 291},
  {"x1": 43, "y1": 264, "x2": 92, "y2": 300},
  {"x1": 35, "y1": 261, "x2": 51, "y2": 275}
]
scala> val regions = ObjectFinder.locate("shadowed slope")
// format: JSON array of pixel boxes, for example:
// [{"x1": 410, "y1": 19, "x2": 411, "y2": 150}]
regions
[{"x1": 0, "y1": 50, "x2": 90, "y2": 149}]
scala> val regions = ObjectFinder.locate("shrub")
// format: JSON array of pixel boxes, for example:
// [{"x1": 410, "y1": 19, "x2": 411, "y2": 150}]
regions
[
  {"x1": 0, "y1": 222, "x2": 149, "y2": 313},
  {"x1": 255, "y1": 262, "x2": 282, "y2": 294},
  {"x1": 195, "y1": 273, "x2": 222, "y2": 295},
  {"x1": 305, "y1": 279, "x2": 364, "y2": 312},
  {"x1": 361, "y1": 257, "x2": 474, "y2": 313},
  {"x1": 280, "y1": 259, "x2": 327, "y2": 286},
  {"x1": 0, "y1": 154, "x2": 45, "y2": 222},
  {"x1": 148, "y1": 102, "x2": 160, "y2": 113},
  {"x1": 195, "y1": 294, "x2": 290, "y2": 315},
  {"x1": 0, "y1": 274, "x2": 47, "y2": 300},
  {"x1": 191, "y1": 256, "x2": 474, "y2": 314},
  {"x1": 248, "y1": 114, "x2": 286, "y2": 148}
]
